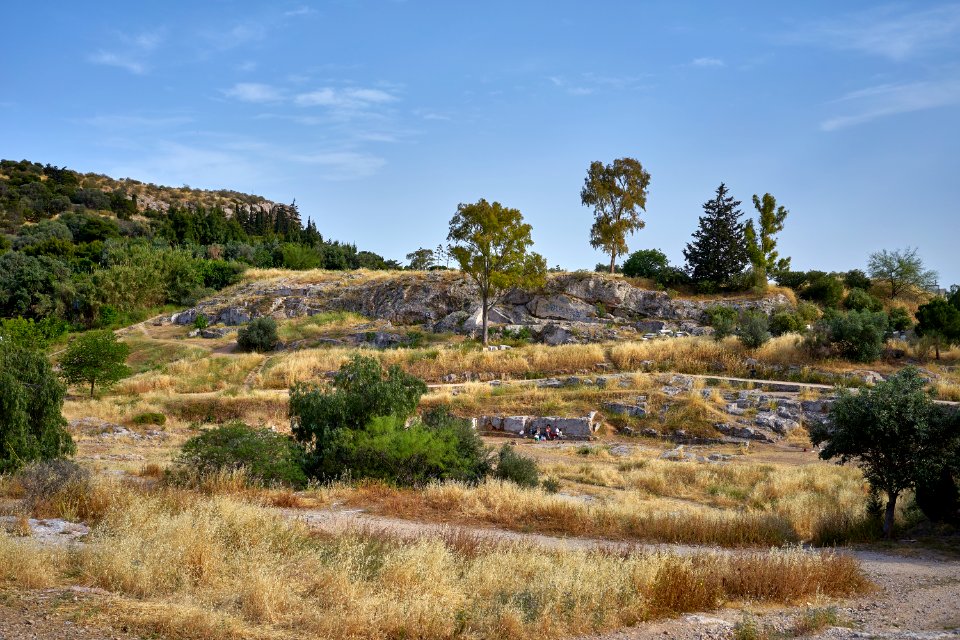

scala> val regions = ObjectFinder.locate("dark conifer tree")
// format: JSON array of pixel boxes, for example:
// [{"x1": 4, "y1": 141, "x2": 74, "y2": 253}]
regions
[{"x1": 683, "y1": 183, "x2": 748, "y2": 286}]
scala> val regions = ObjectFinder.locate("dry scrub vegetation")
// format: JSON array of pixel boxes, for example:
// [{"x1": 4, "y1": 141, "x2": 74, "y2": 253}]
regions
[{"x1": 0, "y1": 478, "x2": 869, "y2": 640}]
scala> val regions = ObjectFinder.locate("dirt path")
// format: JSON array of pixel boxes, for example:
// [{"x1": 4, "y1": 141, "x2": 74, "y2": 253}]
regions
[{"x1": 291, "y1": 506, "x2": 960, "y2": 640}]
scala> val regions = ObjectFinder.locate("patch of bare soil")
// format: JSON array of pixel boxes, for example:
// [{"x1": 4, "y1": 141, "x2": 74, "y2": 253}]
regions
[{"x1": 0, "y1": 588, "x2": 143, "y2": 640}]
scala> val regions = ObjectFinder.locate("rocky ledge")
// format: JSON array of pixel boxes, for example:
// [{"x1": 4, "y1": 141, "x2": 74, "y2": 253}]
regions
[{"x1": 172, "y1": 271, "x2": 791, "y2": 344}]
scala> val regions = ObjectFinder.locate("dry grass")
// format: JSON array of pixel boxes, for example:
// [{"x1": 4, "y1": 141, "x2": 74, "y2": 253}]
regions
[
  {"x1": 118, "y1": 354, "x2": 265, "y2": 395},
  {"x1": 337, "y1": 448, "x2": 881, "y2": 547},
  {"x1": 0, "y1": 481, "x2": 870, "y2": 640},
  {"x1": 262, "y1": 342, "x2": 607, "y2": 387}
]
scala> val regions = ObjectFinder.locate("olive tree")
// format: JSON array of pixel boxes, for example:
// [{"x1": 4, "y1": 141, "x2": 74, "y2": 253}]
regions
[
  {"x1": 580, "y1": 158, "x2": 651, "y2": 274},
  {"x1": 447, "y1": 199, "x2": 546, "y2": 345},
  {"x1": 810, "y1": 368, "x2": 949, "y2": 538}
]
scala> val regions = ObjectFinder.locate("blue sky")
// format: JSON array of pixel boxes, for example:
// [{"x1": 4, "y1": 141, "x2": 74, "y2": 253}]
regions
[{"x1": 3, "y1": 1, "x2": 959, "y2": 284}]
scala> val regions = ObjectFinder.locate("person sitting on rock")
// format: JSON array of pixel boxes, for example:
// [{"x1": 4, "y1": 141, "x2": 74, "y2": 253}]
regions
[{"x1": 555, "y1": 428, "x2": 564, "y2": 440}]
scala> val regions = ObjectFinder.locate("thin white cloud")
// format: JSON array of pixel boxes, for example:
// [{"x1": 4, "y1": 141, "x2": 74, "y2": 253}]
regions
[
  {"x1": 224, "y1": 82, "x2": 284, "y2": 103},
  {"x1": 283, "y1": 6, "x2": 316, "y2": 17},
  {"x1": 295, "y1": 87, "x2": 397, "y2": 108},
  {"x1": 287, "y1": 151, "x2": 386, "y2": 179},
  {"x1": 88, "y1": 51, "x2": 146, "y2": 74},
  {"x1": 83, "y1": 114, "x2": 194, "y2": 128},
  {"x1": 88, "y1": 30, "x2": 164, "y2": 74},
  {"x1": 794, "y1": 4, "x2": 960, "y2": 61},
  {"x1": 821, "y1": 77, "x2": 960, "y2": 130},
  {"x1": 691, "y1": 57, "x2": 724, "y2": 67}
]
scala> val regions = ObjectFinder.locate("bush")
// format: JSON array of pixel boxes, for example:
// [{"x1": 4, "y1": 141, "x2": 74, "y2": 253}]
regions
[
  {"x1": 15, "y1": 459, "x2": 91, "y2": 511},
  {"x1": 796, "y1": 301, "x2": 822, "y2": 323},
  {"x1": 131, "y1": 412, "x2": 166, "y2": 426},
  {"x1": 888, "y1": 306, "x2": 913, "y2": 332},
  {"x1": 493, "y1": 444, "x2": 539, "y2": 487},
  {"x1": 769, "y1": 310, "x2": 804, "y2": 336},
  {"x1": 237, "y1": 317, "x2": 278, "y2": 352},
  {"x1": 844, "y1": 288, "x2": 882, "y2": 312},
  {"x1": 706, "y1": 306, "x2": 738, "y2": 340},
  {"x1": 843, "y1": 269, "x2": 872, "y2": 291},
  {"x1": 774, "y1": 271, "x2": 809, "y2": 291},
  {"x1": 810, "y1": 310, "x2": 889, "y2": 362},
  {"x1": 0, "y1": 344, "x2": 74, "y2": 473},
  {"x1": 174, "y1": 421, "x2": 307, "y2": 488},
  {"x1": 193, "y1": 314, "x2": 209, "y2": 330},
  {"x1": 800, "y1": 272, "x2": 844, "y2": 308},
  {"x1": 655, "y1": 266, "x2": 692, "y2": 288},
  {"x1": 737, "y1": 310, "x2": 771, "y2": 349},
  {"x1": 421, "y1": 405, "x2": 492, "y2": 483},
  {"x1": 622, "y1": 249, "x2": 669, "y2": 279}
]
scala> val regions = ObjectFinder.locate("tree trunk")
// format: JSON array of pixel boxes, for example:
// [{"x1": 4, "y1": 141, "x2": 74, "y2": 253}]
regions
[
  {"x1": 935, "y1": 344, "x2": 941, "y2": 360},
  {"x1": 609, "y1": 252, "x2": 616, "y2": 274},
  {"x1": 89, "y1": 379, "x2": 96, "y2": 398},
  {"x1": 481, "y1": 291, "x2": 489, "y2": 346},
  {"x1": 883, "y1": 492, "x2": 898, "y2": 539}
]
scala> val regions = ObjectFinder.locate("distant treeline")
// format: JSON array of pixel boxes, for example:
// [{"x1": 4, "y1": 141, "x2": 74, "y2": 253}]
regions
[{"x1": 0, "y1": 160, "x2": 399, "y2": 329}]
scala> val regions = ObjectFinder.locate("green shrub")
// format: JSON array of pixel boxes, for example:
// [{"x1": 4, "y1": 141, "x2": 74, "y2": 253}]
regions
[
  {"x1": 796, "y1": 300, "x2": 821, "y2": 323},
  {"x1": 843, "y1": 269, "x2": 872, "y2": 291},
  {"x1": 174, "y1": 421, "x2": 307, "y2": 488},
  {"x1": 131, "y1": 412, "x2": 166, "y2": 426},
  {"x1": 193, "y1": 314, "x2": 209, "y2": 330},
  {"x1": 844, "y1": 288, "x2": 882, "y2": 312},
  {"x1": 809, "y1": 310, "x2": 889, "y2": 363},
  {"x1": 289, "y1": 356, "x2": 498, "y2": 486},
  {"x1": 773, "y1": 270, "x2": 809, "y2": 291},
  {"x1": 736, "y1": 310, "x2": 771, "y2": 349},
  {"x1": 706, "y1": 306, "x2": 738, "y2": 340},
  {"x1": 888, "y1": 306, "x2": 913, "y2": 332},
  {"x1": 493, "y1": 444, "x2": 539, "y2": 488},
  {"x1": 769, "y1": 310, "x2": 804, "y2": 336},
  {"x1": 237, "y1": 317, "x2": 278, "y2": 352},
  {"x1": 541, "y1": 477, "x2": 561, "y2": 493},
  {"x1": 800, "y1": 272, "x2": 844, "y2": 308},
  {"x1": 622, "y1": 248, "x2": 669, "y2": 279}
]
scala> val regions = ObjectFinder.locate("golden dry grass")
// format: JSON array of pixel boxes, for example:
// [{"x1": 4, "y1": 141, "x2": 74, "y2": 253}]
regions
[{"x1": 0, "y1": 481, "x2": 870, "y2": 640}]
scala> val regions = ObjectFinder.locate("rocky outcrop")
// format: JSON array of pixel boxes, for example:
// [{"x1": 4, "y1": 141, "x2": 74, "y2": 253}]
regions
[{"x1": 172, "y1": 271, "x2": 791, "y2": 343}]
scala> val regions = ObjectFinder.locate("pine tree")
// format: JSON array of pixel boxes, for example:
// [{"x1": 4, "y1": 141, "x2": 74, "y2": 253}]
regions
[{"x1": 683, "y1": 183, "x2": 748, "y2": 286}]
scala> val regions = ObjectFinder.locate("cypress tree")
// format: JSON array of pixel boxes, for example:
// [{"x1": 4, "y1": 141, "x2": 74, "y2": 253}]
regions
[{"x1": 683, "y1": 183, "x2": 748, "y2": 286}]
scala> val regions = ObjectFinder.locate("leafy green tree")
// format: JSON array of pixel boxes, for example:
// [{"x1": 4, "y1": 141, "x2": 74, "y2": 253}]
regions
[
  {"x1": 915, "y1": 297, "x2": 960, "y2": 360},
  {"x1": 175, "y1": 421, "x2": 307, "y2": 488},
  {"x1": 844, "y1": 288, "x2": 883, "y2": 312},
  {"x1": 580, "y1": 158, "x2": 651, "y2": 274},
  {"x1": 622, "y1": 248, "x2": 669, "y2": 279},
  {"x1": 745, "y1": 193, "x2": 790, "y2": 289},
  {"x1": 237, "y1": 317, "x2": 279, "y2": 352},
  {"x1": 60, "y1": 330, "x2": 131, "y2": 397},
  {"x1": 769, "y1": 310, "x2": 804, "y2": 336},
  {"x1": 447, "y1": 199, "x2": 546, "y2": 345},
  {"x1": 706, "y1": 306, "x2": 738, "y2": 341},
  {"x1": 289, "y1": 355, "x2": 428, "y2": 479},
  {"x1": 811, "y1": 368, "x2": 952, "y2": 537},
  {"x1": 0, "y1": 344, "x2": 75, "y2": 473},
  {"x1": 868, "y1": 247, "x2": 938, "y2": 298},
  {"x1": 843, "y1": 269, "x2": 872, "y2": 291},
  {"x1": 406, "y1": 247, "x2": 435, "y2": 270},
  {"x1": 809, "y1": 310, "x2": 889, "y2": 363},
  {"x1": 736, "y1": 310, "x2": 771, "y2": 349},
  {"x1": 683, "y1": 183, "x2": 748, "y2": 287},
  {"x1": 887, "y1": 306, "x2": 913, "y2": 332},
  {"x1": 0, "y1": 317, "x2": 68, "y2": 350},
  {"x1": 800, "y1": 272, "x2": 845, "y2": 308}
]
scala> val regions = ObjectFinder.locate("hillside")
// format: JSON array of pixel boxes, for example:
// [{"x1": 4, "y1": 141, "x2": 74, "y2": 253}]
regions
[{"x1": 0, "y1": 159, "x2": 277, "y2": 229}]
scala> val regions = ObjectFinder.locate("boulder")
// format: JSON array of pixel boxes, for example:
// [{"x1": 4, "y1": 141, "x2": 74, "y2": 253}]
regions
[
  {"x1": 526, "y1": 294, "x2": 597, "y2": 322},
  {"x1": 603, "y1": 402, "x2": 647, "y2": 418},
  {"x1": 528, "y1": 413, "x2": 600, "y2": 439},
  {"x1": 540, "y1": 324, "x2": 577, "y2": 346}
]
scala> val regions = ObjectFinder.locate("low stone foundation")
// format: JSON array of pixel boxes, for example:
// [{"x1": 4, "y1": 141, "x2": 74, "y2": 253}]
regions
[{"x1": 475, "y1": 412, "x2": 600, "y2": 439}]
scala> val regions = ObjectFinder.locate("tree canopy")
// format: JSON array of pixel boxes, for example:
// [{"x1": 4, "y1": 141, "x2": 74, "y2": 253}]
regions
[
  {"x1": 580, "y1": 158, "x2": 651, "y2": 274},
  {"x1": 683, "y1": 183, "x2": 748, "y2": 287},
  {"x1": 0, "y1": 344, "x2": 74, "y2": 473},
  {"x1": 810, "y1": 368, "x2": 949, "y2": 537},
  {"x1": 60, "y1": 330, "x2": 131, "y2": 396},
  {"x1": 745, "y1": 193, "x2": 790, "y2": 288},
  {"x1": 447, "y1": 199, "x2": 546, "y2": 345},
  {"x1": 868, "y1": 247, "x2": 938, "y2": 298},
  {"x1": 915, "y1": 296, "x2": 960, "y2": 360}
]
